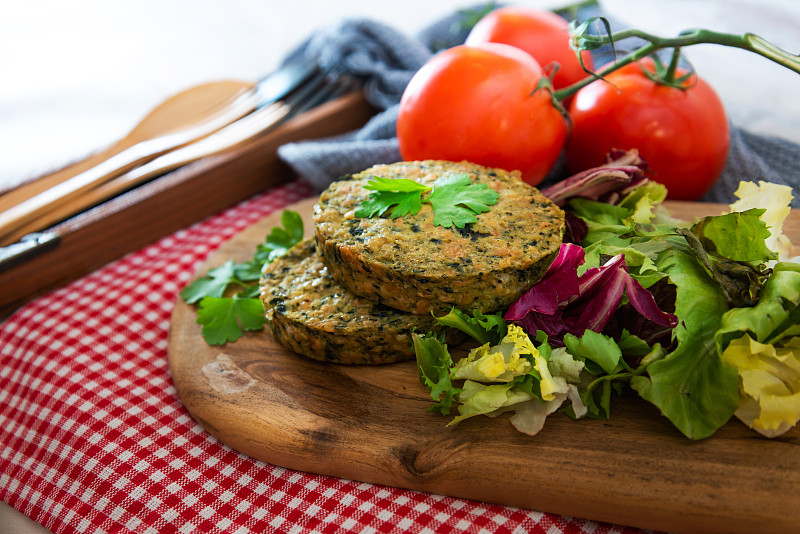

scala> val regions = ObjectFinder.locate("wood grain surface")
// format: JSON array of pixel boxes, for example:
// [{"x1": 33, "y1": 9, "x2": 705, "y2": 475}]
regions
[{"x1": 168, "y1": 198, "x2": 800, "y2": 534}]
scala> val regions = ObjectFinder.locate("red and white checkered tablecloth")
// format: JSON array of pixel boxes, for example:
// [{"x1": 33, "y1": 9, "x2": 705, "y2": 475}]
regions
[{"x1": 0, "y1": 179, "x2": 652, "y2": 534}]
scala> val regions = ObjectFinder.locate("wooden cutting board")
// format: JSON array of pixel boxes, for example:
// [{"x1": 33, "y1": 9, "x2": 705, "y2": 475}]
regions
[{"x1": 168, "y1": 197, "x2": 800, "y2": 534}]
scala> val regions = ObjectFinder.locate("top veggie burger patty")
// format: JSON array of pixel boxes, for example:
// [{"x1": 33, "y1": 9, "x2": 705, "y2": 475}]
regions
[{"x1": 313, "y1": 160, "x2": 564, "y2": 315}]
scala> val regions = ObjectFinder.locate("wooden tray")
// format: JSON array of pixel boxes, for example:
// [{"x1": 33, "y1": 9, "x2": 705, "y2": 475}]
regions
[
  {"x1": 168, "y1": 198, "x2": 800, "y2": 534},
  {"x1": 0, "y1": 92, "x2": 376, "y2": 319}
]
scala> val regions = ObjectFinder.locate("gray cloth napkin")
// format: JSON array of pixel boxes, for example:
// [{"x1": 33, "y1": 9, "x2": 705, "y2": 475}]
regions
[{"x1": 277, "y1": 5, "x2": 800, "y2": 207}]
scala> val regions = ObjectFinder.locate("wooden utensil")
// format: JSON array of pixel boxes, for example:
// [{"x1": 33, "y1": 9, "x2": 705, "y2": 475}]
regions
[
  {"x1": 168, "y1": 197, "x2": 800, "y2": 534},
  {"x1": 1, "y1": 71, "x2": 356, "y2": 244},
  {"x1": 0, "y1": 82, "x2": 260, "y2": 246},
  {"x1": 0, "y1": 60, "x2": 319, "y2": 246},
  {"x1": 0, "y1": 80, "x2": 252, "y2": 214}
]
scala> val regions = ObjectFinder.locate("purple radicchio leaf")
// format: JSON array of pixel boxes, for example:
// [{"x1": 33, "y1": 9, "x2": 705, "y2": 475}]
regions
[
  {"x1": 564, "y1": 212, "x2": 588, "y2": 245},
  {"x1": 604, "y1": 278, "x2": 678, "y2": 350},
  {"x1": 541, "y1": 149, "x2": 650, "y2": 208},
  {"x1": 505, "y1": 243, "x2": 678, "y2": 346}
]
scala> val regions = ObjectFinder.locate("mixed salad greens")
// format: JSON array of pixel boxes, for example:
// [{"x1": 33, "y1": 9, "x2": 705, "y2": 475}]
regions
[{"x1": 414, "y1": 151, "x2": 800, "y2": 440}]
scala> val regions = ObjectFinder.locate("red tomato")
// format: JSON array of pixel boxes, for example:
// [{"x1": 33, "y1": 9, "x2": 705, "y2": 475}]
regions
[
  {"x1": 465, "y1": 5, "x2": 594, "y2": 92},
  {"x1": 565, "y1": 58, "x2": 730, "y2": 200},
  {"x1": 397, "y1": 43, "x2": 567, "y2": 186}
]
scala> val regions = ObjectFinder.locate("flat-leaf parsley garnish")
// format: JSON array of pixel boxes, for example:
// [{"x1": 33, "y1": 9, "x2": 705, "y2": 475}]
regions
[
  {"x1": 180, "y1": 210, "x2": 303, "y2": 345},
  {"x1": 354, "y1": 173, "x2": 499, "y2": 228}
]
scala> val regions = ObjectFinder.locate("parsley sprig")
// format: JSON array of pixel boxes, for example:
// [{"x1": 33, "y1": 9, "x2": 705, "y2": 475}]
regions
[
  {"x1": 354, "y1": 173, "x2": 499, "y2": 228},
  {"x1": 179, "y1": 210, "x2": 303, "y2": 345}
]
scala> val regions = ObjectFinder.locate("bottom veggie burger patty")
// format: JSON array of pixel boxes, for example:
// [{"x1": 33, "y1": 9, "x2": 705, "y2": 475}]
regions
[{"x1": 259, "y1": 238, "x2": 459, "y2": 364}]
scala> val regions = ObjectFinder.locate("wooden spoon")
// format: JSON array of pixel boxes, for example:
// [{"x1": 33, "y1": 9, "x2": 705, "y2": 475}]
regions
[{"x1": 0, "y1": 79, "x2": 253, "y2": 216}]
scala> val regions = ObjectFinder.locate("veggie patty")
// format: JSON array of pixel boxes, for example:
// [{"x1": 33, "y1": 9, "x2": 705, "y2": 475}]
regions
[
  {"x1": 313, "y1": 160, "x2": 565, "y2": 314},
  {"x1": 259, "y1": 238, "x2": 460, "y2": 364}
]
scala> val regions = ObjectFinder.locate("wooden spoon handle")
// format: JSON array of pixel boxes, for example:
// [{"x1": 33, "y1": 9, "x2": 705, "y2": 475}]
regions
[
  {"x1": 1, "y1": 101, "x2": 292, "y2": 245},
  {"x1": 0, "y1": 81, "x2": 254, "y2": 215},
  {"x1": 0, "y1": 91, "x2": 261, "y2": 246}
]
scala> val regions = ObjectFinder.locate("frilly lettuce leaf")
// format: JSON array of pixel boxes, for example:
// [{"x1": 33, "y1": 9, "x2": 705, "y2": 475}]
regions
[
  {"x1": 448, "y1": 381, "x2": 535, "y2": 426},
  {"x1": 729, "y1": 180, "x2": 795, "y2": 261},
  {"x1": 714, "y1": 263, "x2": 800, "y2": 436},
  {"x1": 721, "y1": 335, "x2": 800, "y2": 437},
  {"x1": 453, "y1": 325, "x2": 561, "y2": 399},
  {"x1": 508, "y1": 384, "x2": 588, "y2": 436},
  {"x1": 548, "y1": 347, "x2": 585, "y2": 384},
  {"x1": 413, "y1": 332, "x2": 461, "y2": 415},
  {"x1": 414, "y1": 323, "x2": 589, "y2": 435},
  {"x1": 452, "y1": 339, "x2": 532, "y2": 383},
  {"x1": 617, "y1": 181, "x2": 669, "y2": 224}
]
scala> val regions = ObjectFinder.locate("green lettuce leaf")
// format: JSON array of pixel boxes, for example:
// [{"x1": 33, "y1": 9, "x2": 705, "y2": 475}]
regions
[
  {"x1": 568, "y1": 198, "x2": 636, "y2": 247},
  {"x1": 617, "y1": 181, "x2": 668, "y2": 224},
  {"x1": 451, "y1": 339, "x2": 532, "y2": 383},
  {"x1": 448, "y1": 381, "x2": 535, "y2": 426},
  {"x1": 563, "y1": 330, "x2": 623, "y2": 375},
  {"x1": 690, "y1": 209, "x2": 777, "y2": 263},
  {"x1": 630, "y1": 248, "x2": 740, "y2": 439},
  {"x1": 434, "y1": 308, "x2": 507, "y2": 345},
  {"x1": 413, "y1": 332, "x2": 462, "y2": 415}
]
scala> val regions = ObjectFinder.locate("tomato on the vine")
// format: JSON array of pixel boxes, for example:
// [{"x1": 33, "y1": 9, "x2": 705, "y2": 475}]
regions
[
  {"x1": 397, "y1": 43, "x2": 567, "y2": 186},
  {"x1": 565, "y1": 58, "x2": 730, "y2": 200},
  {"x1": 465, "y1": 5, "x2": 593, "y2": 92}
]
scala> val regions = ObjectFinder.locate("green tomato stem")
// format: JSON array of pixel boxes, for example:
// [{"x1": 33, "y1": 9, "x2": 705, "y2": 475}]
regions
[
  {"x1": 664, "y1": 46, "x2": 682, "y2": 84},
  {"x1": 554, "y1": 26, "x2": 800, "y2": 101}
]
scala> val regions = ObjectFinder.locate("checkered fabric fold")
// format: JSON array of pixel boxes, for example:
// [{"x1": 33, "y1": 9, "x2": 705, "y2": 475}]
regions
[{"x1": 0, "y1": 179, "x2": 651, "y2": 534}]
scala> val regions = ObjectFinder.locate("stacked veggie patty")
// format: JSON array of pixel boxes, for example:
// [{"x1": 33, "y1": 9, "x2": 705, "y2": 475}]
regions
[{"x1": 259, "y1": 160, "x2": 564, "y2": 364}]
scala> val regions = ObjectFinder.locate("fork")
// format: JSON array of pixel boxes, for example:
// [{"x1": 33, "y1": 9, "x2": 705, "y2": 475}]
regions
[{"x1": 0, "y1": 65, "x2": 356, "y2": 246}]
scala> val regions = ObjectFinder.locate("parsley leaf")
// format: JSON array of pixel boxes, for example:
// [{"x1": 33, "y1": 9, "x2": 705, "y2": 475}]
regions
[
  {"x1": 195, "y1": 296, "x2": 268, "y2": 345},
  {"x1": 354, "y1": 173, "x2": 499, "y2": 228},
  {"x1": 181, "y1": 209, "x2": 304, "y2": 345},
  {"x1": 180, "y1": 260, "x2": 241, "y2": 304},
  {"x1": 260, "y1": 210, "x2": 304, "y2": 261},
  {"x1": 364, "y1": 176, "x2": 431, "y2": 193},
  {"x1": 235, "y1": 210, "x2": 305, "y2": 282},
  {"x1": 354, "y1": 177, "x2": 430, "y2": 219},
  {"x1": 428, "y1": 174, "x2": 499, "y2": 228}
]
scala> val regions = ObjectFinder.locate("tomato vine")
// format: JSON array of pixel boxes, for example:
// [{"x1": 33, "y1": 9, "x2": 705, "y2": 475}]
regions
[{"x1": 555, "y1": 19, "x2": 800, "y2": 100}]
